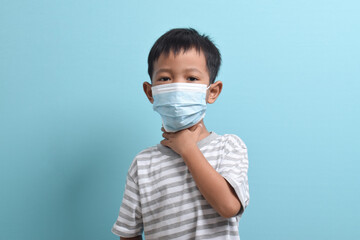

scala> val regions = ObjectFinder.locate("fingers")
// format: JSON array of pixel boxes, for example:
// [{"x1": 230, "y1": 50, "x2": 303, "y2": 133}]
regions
[
  {"x1": 162, "y1": 132, "x2": 173, "y2": 139},
  {"x1": 195, "y1": 123, "x2": 203, "y2": 132},
  {"x1": 188, "y1": 122, "x2": 203, "y2": 132},
  {"x1": 161, "y1": 127, "x2": 172, "y2": 143},
  {"x1": 160, "y1": 139, "x2": 169, "y2": 147}
]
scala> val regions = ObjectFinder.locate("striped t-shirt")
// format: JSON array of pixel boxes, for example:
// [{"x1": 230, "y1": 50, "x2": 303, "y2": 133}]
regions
[{"x1": 112, "y1": 132, "x2": 250, "y2": 240}]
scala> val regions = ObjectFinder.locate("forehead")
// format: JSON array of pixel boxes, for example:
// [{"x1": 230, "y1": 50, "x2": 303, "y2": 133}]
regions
[{"x1": 154, "y1": 48, "x2": 208, "y2": 71}]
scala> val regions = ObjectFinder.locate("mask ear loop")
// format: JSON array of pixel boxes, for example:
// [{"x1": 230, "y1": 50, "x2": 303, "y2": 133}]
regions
[
  {"x1": 199, "y1": 84, "x2": 210, "y2": 125},
  {"x1": 205, "y1": 84, "x2": 211, "y2": 104}
]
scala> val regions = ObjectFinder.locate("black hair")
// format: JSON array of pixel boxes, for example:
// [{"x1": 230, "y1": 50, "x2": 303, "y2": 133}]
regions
[{"x1": 147, "y1": 28, "x2": 221, "y2": 84}]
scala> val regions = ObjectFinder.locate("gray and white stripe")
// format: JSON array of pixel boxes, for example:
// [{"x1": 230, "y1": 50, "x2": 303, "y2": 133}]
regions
[{"x1": 112, "y1": 132, "x2": 249, "y2": 239}]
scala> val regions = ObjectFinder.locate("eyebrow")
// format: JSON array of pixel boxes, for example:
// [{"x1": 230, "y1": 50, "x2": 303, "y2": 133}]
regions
[
  {"x1": 184, "y1": 68, "x2": 202, "y2": 73},
  {"x1": 154, "y1": 68, "x2": 171, "y2": 76},
  {"x1": 154, "y1": 68, "x2": 202, "y2": 76}
]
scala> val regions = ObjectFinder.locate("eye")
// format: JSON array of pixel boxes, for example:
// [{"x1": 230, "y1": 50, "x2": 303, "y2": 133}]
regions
[
  {"x1": 158, "y1": 77, "x2": 171, "y2": 81},
  {"x1": 187, "y1": 76, "x2": 198, "y2": 81}
]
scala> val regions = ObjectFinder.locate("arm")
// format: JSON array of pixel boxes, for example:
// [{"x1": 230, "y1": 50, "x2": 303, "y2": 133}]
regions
[
  {"x1": 112, "y1": 165, "x2": 143, "y2": 239},
  {"x1": 120, "y1": 236, "x2": 142, "y2": 240},
  {"x1": 181, "y1": 144, "x2": 241, "y2": 218},
  {"x1": 161, "y1": 124, "x2": 241, "y2": 218}
]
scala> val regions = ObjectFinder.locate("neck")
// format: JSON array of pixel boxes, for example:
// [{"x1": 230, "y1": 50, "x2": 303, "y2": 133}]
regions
[{"x1": 190, "y1": 119, "x2": 210, "y2": 142}]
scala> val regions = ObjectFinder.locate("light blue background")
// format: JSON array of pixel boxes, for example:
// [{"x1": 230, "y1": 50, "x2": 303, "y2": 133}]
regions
[{"x1": 1, "y1": 0, "x2": 359, "y2": 239}]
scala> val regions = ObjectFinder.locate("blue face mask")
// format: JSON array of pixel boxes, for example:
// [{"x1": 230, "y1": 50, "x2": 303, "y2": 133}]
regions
[{"x1": 152, "y1": 83, "x2": 209, "y2": 132}]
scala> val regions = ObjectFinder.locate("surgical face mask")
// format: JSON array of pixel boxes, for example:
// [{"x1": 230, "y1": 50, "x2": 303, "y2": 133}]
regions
[{"x1": 151, "y1": 83, "x2": 209, "y2": 132}]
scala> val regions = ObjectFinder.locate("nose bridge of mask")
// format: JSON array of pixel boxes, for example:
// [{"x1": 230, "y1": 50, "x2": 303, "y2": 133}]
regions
[{"x1": 151, "y1": 82, "x2": 208, "y2": 95}]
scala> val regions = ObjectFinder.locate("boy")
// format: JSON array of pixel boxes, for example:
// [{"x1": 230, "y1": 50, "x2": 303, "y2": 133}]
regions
[{"x1": 112, "y1": 28, "x2": 249, "y2": 240}]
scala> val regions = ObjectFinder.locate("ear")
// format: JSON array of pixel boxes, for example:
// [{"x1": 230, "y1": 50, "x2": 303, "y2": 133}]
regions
[
  {"x1": 143, "y1": 81, "x2": 154, "y2": 103},
  {"x1": 207, "y1": 81, "x2": 223, "y2": 104}
]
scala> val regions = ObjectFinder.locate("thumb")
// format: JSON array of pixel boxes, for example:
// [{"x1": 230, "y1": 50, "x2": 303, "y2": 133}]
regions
[{"x1": 195, "y1": 123, "x2": 203, "y2": 133}]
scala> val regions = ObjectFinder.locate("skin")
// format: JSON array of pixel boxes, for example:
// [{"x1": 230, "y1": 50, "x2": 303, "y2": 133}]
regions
[{"x1": 120, "y1": 48, "x2": 241, "y2": 240}]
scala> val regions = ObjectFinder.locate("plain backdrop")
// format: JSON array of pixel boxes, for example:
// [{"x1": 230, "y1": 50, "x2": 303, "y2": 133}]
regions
[{"x1": 1, "y1": 0, "x2": 359, "y2": 239}]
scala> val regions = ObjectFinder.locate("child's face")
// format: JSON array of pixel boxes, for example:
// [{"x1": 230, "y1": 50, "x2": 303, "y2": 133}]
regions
[
  {"x1": 151, "y1": 48, "x2": 210, "y2": 86},
  {"x1": 143, "y1": 47, "x2": 222, "y2": 106}
]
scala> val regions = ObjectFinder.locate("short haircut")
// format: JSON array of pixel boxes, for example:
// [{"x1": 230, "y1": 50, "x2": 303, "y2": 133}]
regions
[{"x1": 147, "y1": 28, "x2": 221, "y2": 84}]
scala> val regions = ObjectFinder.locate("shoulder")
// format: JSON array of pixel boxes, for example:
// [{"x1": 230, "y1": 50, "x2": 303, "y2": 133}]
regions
[
  {"x1": 134, "y1": 145, "x2": 160, "y2": 159},
  {"x1": 217, "y1": 134, "x2": 249, "y2": 169},
  {"x1": 127, "y1": 145, "x2": 162, "y2": 181},
  {"x1": 219, "y1": 134, "x2": 247, "y2": 150}
]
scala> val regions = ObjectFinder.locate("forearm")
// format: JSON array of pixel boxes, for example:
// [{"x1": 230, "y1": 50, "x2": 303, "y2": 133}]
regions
[{"x1": 181, "y1": 145, "x2": 241, "y2": 218}]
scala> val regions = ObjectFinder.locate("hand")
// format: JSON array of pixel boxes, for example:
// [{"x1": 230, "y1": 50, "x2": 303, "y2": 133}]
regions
[{"x1": 161, "y1": 123, "x2": 203, "y2": 156}]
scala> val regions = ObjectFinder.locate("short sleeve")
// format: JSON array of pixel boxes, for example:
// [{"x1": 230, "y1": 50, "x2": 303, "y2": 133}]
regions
[
  {"x1": 218, "y1": 134, "x2": 250, "y2": 220},
  {"x1": 111, "y1": 162, "x2": 143, "y2": 237}
]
